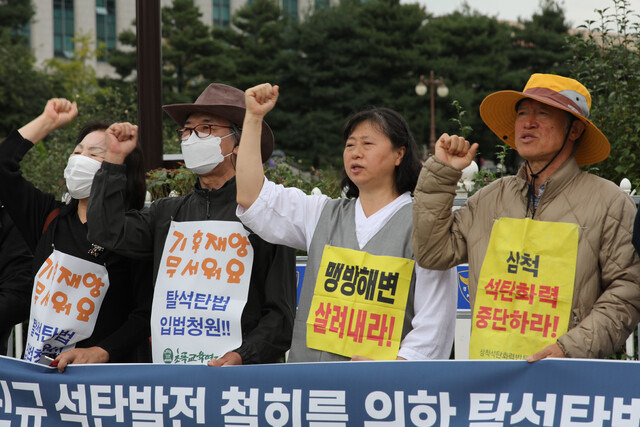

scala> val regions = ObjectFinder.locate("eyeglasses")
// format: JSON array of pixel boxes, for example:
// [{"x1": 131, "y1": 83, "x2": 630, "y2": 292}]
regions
[{"x1": 177, "y1": 123, "x2": 233, "y2": 141}]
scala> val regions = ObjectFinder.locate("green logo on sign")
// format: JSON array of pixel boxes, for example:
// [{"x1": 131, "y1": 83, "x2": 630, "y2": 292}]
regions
[{"x1": 163, "y1": 348, "x2": 174, "y2": 364}]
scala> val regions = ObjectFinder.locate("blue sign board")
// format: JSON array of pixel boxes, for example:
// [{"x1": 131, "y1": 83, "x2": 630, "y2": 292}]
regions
[{"x1": 0, "y1": 356, "x2": 638, "y2": 425}]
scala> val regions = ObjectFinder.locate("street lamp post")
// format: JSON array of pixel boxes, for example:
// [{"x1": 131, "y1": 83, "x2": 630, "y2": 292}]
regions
[{"x1": 415, "y1": 70, "x2": 449, "y2": 157}]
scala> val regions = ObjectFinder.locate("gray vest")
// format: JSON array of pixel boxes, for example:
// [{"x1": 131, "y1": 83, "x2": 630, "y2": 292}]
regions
[{"x1": 288, "y1": 199, "x2": 416, "y2": 362}]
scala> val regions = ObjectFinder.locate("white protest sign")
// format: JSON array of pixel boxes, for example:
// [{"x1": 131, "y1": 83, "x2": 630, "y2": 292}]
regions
[
  {"x1": 152, "y1": 220, "x2": 254, "y2": 364},
  {"x1": 24, "y1": 249, "x2": 110, "y2": 363}
]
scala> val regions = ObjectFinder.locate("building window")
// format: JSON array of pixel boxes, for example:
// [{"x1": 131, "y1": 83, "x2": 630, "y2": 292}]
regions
[
  {"x1": 213, "y1": 0, "x2": 231, "y2": 28},
  {"x1": 283, "y1": 0, "x2": 298, "y2": 21},
  {"x1": 96, "y1": 0, "x2": 116, "y2": 60},
  {"x1": 315, "y1": 0, "x2": 330, "y2": 11},
  {"x1": 54, "y1": 0, "x2": 74, "y2": 58}
]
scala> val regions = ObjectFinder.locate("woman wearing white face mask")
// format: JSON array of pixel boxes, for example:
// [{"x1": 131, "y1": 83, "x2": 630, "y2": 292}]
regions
[{"x1": 0, "y1": 98, "x2": 153, "y2": 372}]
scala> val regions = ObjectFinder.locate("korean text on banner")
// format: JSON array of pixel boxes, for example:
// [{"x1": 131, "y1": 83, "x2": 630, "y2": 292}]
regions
[
  {"x1": 25, "y1": 250, "x2": 110, "y2": 363},
  {"x1": 470, "y1": 217, "x2": 578, "y2": 359},
  {"x1": 307, "y1": 245, "x2": 414, "y2": 360},
  {"x1": 151, "y1": 221, "x2": 253, "y2": 364}
]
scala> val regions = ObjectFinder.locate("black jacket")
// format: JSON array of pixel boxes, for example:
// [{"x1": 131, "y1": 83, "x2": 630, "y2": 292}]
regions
[
  {"x1": 0, "y1": 130, "x2": 153, "y2": 362},
  {"x1": 87, "y1": 161, "x2": 296, "y2": 364},
  {"x1": 0, "y1": 203, "x2": 33, "y2": 355}
]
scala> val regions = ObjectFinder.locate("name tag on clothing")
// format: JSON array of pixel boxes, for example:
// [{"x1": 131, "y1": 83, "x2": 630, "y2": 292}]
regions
[
  {"x1": 470, "y1": 217, "x2": 578, "y2": 360},
  {"x1": 307, "y1": 245, "x2": 413, "y2": 360},
  {"x1": 152, "y1": 220, "x2": 253, "y2": 365},
  {"x1": 24, "y1": 249, "x2": 110, "y2": 364}
]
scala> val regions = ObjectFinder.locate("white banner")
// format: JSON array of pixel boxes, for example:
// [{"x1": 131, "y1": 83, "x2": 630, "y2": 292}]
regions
[
  {"x1": 24, "y1": 249, "x2": 110, "y2": 363},
  {"x1": 152, "y1": 220, "x2": 254, "y2": 364}
]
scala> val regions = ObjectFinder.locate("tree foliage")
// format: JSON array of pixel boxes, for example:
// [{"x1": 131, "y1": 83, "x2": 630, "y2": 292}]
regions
[
  {"x1": 418, "y1": 8, "x2": 519, "y2": 163},
  {"x1": 511, "y1": 0, "x2": 572, "y2": 77},
  {"x1": 16, "y1": 35, "x2": 138, "y2": 198},
  {"x1": 161, "y1": 0, "x2": 232, "y2": 104},
  {"x1": 212, "y1": 0, "x2": 286, "y2": 90},
  {"x1": 97, "y1": 0, "x2": 575, "y2": 171},
  {"x1": 566, "y1": 0, "x2": 640, "y2": 187},
  {"x1": 0, "y1": 29, "x2": 59, "y2": 137},
  {"x1": 273, "y1": 0, "x2": 429, "y2": 167},
  {"x1": 107, "y1": 0, "x2": 237, "y2": 153},
  {"x1": 3, "y1": 0, "x2": 597, "y2": 196},
  {"x1": 0, "y1": 0, "x2": 34, "y2": 29},
  {"x1": 106, "y1": 28, "x2": 137, "y2": 79},
  {"x1": 0, "y1": 0, "x2": 57, "y2": 136}
]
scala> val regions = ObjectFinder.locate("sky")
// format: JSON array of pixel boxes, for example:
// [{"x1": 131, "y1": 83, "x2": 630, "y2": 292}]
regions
[{"x1": 400, "y1": 0, "x2": 640, "y2": 29}]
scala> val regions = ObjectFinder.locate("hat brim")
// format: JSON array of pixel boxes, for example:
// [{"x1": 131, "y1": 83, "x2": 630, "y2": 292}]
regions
[
  {"x1": 162, "y1": 103, "x2": 274, "y2": 163},
  {"x1": 479, "y1": 90, "x2": 610, "y2": 166}
]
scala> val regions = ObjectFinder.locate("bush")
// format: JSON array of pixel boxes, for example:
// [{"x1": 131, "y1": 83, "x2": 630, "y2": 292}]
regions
[
  {"x1": 146, "y1": 166, "x2": 196, "y2": 200},
  {"x1": 145, "y1": 158, "x2": 343, "y2": 202},
  {"x1": 566, "y1": 0, "x2": 640, "y2": 188},
  {"x1": 264, "y1": 158, "x2": 342, "y2": 198}
]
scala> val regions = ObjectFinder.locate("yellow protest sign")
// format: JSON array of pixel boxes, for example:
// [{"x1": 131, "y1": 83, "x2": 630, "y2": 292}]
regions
[
  {"x1": 469, "y1": 218, "x2": 578, "y2": 359},
  {"x1": 307, "y1": 246, "x2": 414, "y2": 360}
]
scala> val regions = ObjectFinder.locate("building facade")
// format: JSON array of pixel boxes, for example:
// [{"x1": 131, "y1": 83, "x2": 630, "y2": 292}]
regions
[{"x1": 29, "y1": 0, "x2": 327, "y2": 78}]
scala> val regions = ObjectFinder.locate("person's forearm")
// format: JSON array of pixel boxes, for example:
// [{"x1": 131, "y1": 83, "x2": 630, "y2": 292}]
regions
[
  {"x1": 18, "y1": 114, "x2": 58, "y2": 145},
  {"x1": 236, "y1": 113, "x2": 266, "y2": 209}
]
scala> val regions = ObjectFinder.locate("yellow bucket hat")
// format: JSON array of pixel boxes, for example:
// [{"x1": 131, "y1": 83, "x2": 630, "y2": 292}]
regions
[{"x1": 479, "y1": 73, "x2": 610, "y2": 166}]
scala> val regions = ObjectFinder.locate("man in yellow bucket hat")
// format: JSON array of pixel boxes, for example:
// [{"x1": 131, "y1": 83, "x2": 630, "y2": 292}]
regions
[{"x1": 412, "y1": 73, "x2": 640, "y2": 361}]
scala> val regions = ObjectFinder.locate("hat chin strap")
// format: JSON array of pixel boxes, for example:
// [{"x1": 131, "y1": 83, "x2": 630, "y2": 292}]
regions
[{"x1": 525, "y1": 120, "x2": 574, "y2": 218}]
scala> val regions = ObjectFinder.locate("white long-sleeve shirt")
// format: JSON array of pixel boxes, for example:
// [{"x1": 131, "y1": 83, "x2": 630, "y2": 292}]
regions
[{"x1": 237, "y1": 179, "x2": 457, "y2": 360}]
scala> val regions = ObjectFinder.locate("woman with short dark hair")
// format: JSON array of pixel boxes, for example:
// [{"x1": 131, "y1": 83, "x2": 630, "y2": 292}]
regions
[{"x1": 0, "y1": 98, "x2": 153, "y2": 371}]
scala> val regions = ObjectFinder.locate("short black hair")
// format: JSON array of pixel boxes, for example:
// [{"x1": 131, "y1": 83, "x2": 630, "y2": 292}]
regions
[{"x1": 340, "y1": 107, "x2": 422, "y2": 198}]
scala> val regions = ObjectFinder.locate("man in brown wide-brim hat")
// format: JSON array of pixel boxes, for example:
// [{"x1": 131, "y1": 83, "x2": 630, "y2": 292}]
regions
[
  {"x1": 411, "y1": 73, "x2": 640, "y2": 361},
  {"x1": 87, "y1": 83, "x2": 296, "y2": 367}
]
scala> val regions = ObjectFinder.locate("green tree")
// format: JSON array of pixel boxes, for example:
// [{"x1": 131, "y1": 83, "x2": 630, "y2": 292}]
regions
[
  {"x1": 0, "y1": 30, "x2": 59, "y2": 136},
  {"x1": 0, "y1": 0, "x2": 34, "y2": 29},
  {"x1": 107, "y1": 0, "x2": 232, "y2": 103},
  {"x1": 98, "y1": 0, "x2": 579, "y2": 174},
  {"x1": 211, "y1": 0, "x2": 286, "y2": 89},
  {"x1": 418, "y1": 8, "x2": 520, "y2": 164},
  {"x1": 566, "y1": 0, "x2": 640, "y2": 187},
  {"x1": 510, "y1": 0, "x2": 571, "y2": 77},
  {"x1": 43, "y1": 33, "x2": 100, "y2": 100},
  {"x1": 413, "y1": 2, "x2": 570, "y2": 170},
  {"x1": 0, "y1": 3, "x2": 137, "y2": 198},
  {"x1": 107, "y1": 1, "x2": 235, "y2": 153},
  {"x1": 0, "y1": 0, "x2": 56, "y2": 136},
  {"x1": 275, "y1": 0, "x2": 429, "y2": 168},
  {"x1": 18, "y1": 35, "x2": 138, "y2": 198},
  {"x1": 162, "y1": 0, "x2": 232, "y2": 104},
  {"x1": 106, "y1": 28, "x2": 137, "y2": 79}
]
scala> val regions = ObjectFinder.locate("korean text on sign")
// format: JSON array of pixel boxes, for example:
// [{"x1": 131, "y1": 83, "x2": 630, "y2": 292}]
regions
[
  {"x1": 306, "y1": 246, "x2": 414, "y2": 360},
  {"x1": 25, "y1": 250, "x2": 110, "y2": 363},
  {"x1": 151, "y1": 221, "x2": 254, "y2": 364},
  {"x1": 470, "y1": 218, "x2": 578, "y2": 359}
]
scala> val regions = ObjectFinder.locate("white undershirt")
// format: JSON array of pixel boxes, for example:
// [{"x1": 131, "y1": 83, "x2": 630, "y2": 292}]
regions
[{"x1": 237, "y1": 178, "x2": 457, "y2": 360}]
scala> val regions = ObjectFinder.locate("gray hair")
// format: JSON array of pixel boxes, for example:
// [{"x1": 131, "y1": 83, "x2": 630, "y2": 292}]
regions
[{"x1": 230, "y1": 123, "x2": 242, "y2": 146}]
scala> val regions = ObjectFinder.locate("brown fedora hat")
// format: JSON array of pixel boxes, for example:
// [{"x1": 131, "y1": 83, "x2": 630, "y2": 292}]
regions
[{"x1": 163, "y1": 83, "x2": 274, "y2": 162}]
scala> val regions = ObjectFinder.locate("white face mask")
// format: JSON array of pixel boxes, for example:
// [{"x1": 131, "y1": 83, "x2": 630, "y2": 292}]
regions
[
  {"x1": 180, "y1": 132, "x2": 234, "y2": 175},
  {"x1": 63, "y1": 155, "x2": 102, "y2": 200}
]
